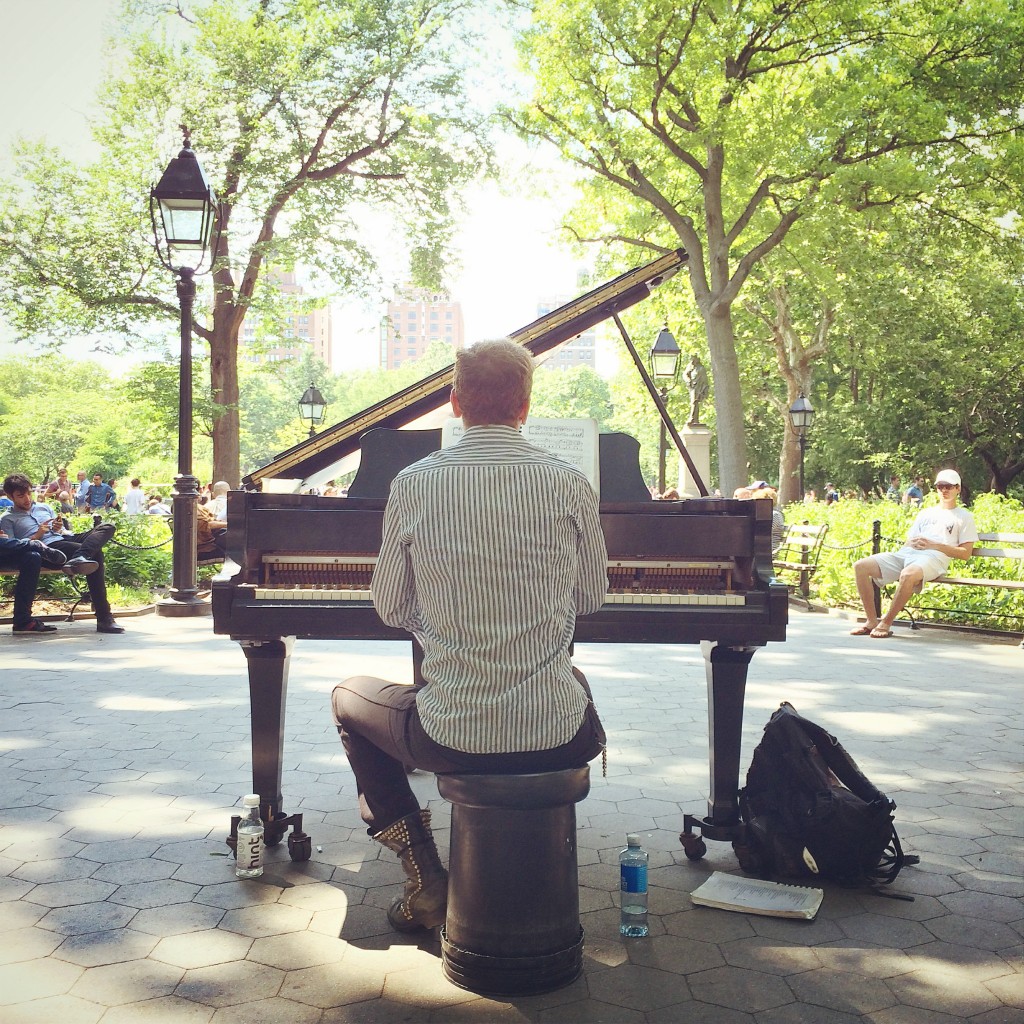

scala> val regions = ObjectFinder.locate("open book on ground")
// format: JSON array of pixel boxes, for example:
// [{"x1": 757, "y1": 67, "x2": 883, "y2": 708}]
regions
[{"x1": 690, "y1": 872, "x2": 824, "y2": 920}]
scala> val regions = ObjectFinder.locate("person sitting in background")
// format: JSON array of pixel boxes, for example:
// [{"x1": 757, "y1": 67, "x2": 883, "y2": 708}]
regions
[
  {"x1": 122, "y1": 478, "x2": 147, "y2": 515},
  {"x1": 0, "y1": 533, "x2": 69, "y2": 634},
  {"x1": 197, "y1": 503, "x2": 227, "y2": 560},
  {"x1": 749, "y1": 486, "x2": 785, "y2": 553},
  {"x1": 1, "y1": 473, "x2": 124, "y2": 634},
  {"x1": 851, "y1": 469, "x2": 976, "y2": 639},
  {"x1": 74, "y1": 471, "x2": 90, "y2": 511},
  {"x1": 903, "y1": 475, "x2": 925, "y2": 507},
  {"x1": 207, "y1": 481, "x2": 229, "y2": 522},
  {"x1": 147, "y1": 495, "x2": 171, "y2": 515}
]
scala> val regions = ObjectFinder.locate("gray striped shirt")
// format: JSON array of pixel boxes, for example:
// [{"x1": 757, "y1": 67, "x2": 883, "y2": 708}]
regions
[{"x1": 371, "y1": 425, "x2": 608, "y2": 752}]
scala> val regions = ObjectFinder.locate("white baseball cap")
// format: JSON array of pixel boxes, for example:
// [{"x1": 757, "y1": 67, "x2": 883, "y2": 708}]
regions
[{"x1": 934, "y1": 469, "x2": 961, "y2": 487}]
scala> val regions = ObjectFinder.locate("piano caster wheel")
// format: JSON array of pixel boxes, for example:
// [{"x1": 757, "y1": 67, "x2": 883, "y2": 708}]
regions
[
  {"x1": 288, "y1": 831, "x2": 312, "y2": 862},
  {"x1": 679, "y1": 831, "x2": 707, "y2": 861}
]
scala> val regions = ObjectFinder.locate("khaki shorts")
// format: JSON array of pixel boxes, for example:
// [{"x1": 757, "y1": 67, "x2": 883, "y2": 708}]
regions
[{"x1": 872, "y1": 551, "x2": 947, "y2": 589}]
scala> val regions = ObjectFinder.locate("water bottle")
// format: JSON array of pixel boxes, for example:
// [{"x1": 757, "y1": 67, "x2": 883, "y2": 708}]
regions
[
  {"x1": 235, "y1": 794, "x2": 264, "y2": 878},
  {"x1": 619, "y1": 833, "x2": 649, "y2": 937}
]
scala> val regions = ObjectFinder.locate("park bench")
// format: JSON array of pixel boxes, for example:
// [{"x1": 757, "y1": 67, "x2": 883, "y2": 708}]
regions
[
  {"x1": 772, "y1": 522, "x2": 829, "y2": 601},
  {"x1": 899, "y1": 532, "x2": 1024, "y2": 642}
]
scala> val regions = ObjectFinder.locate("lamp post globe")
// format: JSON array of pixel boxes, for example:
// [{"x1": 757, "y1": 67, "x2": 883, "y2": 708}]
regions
[
  {"x1": 788, "y1": 393, "x2": 816, "y2": 498},
  {"x1": 298, "y1": 383, "x2": 327, "y2": 437},
  {"x1": 150, "y1": 126, "x2": 219, "y2": 617},
  {"x1": 649, "y1": 327, "x2": 681, "y2": 495}
]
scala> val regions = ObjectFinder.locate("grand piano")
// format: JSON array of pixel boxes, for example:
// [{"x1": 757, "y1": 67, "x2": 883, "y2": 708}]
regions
[{"x1": 212, "y1": 250, "x2": 788, "y2": 861}]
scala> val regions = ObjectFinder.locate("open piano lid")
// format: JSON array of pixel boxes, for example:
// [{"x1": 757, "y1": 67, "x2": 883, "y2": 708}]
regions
[{"x1": 243, "y1": 248, "x2": 687, "y2": 491}]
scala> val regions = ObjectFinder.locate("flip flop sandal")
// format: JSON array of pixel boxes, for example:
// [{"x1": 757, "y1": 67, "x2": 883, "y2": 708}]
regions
[
  {"x1": 849, "y1": 625, "x2": 874, "y2": 636},
  {"x1": 869, "y1": 627, "x2": 894, "y2": 638}
]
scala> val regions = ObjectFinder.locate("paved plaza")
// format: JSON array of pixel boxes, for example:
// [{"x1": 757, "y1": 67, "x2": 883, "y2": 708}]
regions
[{"x1": 1, "y1": 607, "x2": 1022, "y2": 1023}]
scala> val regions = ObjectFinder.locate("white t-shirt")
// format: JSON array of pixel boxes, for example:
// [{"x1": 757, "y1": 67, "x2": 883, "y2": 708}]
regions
[
  {"x1": 900, "y1": 506, "x2": 979, "y2": 571},
  {"x1": 122, "y1": 487, "x2": 147, "y2": 515}
]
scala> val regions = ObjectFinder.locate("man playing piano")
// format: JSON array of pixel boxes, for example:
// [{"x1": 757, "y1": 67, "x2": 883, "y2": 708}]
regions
[{"x1": 331, "y1": 338, "x2": 609, "y2": 932}]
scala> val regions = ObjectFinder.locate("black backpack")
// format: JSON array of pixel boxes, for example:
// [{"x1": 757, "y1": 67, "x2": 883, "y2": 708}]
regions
[{"x1": 737, "y1": 702, "x2": 917, "y2": 896}]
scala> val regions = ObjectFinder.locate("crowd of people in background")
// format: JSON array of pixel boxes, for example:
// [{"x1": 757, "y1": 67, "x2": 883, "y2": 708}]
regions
[{"x1": 1, "y1": 467, "x2": 240, "y2": 634}]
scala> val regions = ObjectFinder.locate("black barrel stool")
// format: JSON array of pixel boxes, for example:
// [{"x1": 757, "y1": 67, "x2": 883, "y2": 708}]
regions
[{"x1": 436, "y1": 766, "x2": 590, "y2": 996}]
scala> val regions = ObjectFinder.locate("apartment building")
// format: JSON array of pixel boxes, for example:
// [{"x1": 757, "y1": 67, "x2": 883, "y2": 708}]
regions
[{"x1": 380, "y1": 286, "x2": 465, "y2": 369}]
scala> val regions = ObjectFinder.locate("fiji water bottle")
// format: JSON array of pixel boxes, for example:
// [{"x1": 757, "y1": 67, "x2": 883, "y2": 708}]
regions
[
  {"x1": 235, "y1": 794, "x2": 264, "y2": 878},
  {"x1": 619, "y1": 833, "x2": 649, "y2": 937}
]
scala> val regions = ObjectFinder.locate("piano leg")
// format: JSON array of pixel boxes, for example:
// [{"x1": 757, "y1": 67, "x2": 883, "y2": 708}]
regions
[
  {"x1": 680, "y1": 641, "x2": 757, "y2": 859},
  {"x1": 227, "y1": 637, "x2": 311, "y2": 862}
]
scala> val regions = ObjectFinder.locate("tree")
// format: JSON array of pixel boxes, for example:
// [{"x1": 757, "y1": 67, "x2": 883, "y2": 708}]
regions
[
  {"x1": 0, "y1": 0, "x2": 488, "y2": 484},
  {"x1": 510, "y1": 0, "x2": 1024, "y2": 493},
  {"x1": 530, "y1": 366, "x2": 612, "y2": 424}
]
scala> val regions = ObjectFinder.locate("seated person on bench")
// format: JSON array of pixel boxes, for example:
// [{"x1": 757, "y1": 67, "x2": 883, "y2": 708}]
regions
[
  {"x1": 331, "y1": 339, "x2": 608, "y2": 932},
  {"x1": 0, "y1": 534, "x2": 70, "y2": 634},
  {"x1": 851, "y1": 469, "x2": 977, "y2": 639},
  {"x1": 1, "y1": 474, "x2": 124, "y2": 634}
]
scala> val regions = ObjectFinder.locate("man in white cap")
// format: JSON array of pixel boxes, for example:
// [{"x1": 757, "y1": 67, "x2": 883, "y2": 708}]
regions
[{"x1": 850, "y1": 469, "x2": 978, "y2": 638}]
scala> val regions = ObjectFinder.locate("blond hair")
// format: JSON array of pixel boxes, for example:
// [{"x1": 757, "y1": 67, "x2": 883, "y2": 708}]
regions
[{"x1": 453, "y1": 339, "x2": 534, "y2": 425}]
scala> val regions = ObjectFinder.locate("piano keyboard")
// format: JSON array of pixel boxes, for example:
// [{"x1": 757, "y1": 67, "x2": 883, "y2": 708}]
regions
[{"x1": 249, "y1": 585, "x2": 747, "y2": 606}]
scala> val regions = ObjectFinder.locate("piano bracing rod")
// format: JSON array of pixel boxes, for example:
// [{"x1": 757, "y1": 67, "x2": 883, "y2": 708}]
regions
[{"x1": 612, "y1": 314, "x2": 709, "y2": 496}]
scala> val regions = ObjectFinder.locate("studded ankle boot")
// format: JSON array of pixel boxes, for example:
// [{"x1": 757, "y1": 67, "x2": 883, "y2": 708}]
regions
[{"x1": 373, "y1": 808, "x2": 448, "y2": 932}]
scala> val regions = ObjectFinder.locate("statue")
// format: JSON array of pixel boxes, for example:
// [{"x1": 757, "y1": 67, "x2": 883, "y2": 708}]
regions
[{"x1": 682, "y1": 353, "x2": 710, "y2": 426}]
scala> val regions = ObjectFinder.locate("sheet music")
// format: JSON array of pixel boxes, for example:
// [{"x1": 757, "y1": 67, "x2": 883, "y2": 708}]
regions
[
  {"x1": 690, "y1": 872, "x2": 824, "y2": 920},
  {"x1": 442, "y1": 417, "x2": 600, "y2": 494}
]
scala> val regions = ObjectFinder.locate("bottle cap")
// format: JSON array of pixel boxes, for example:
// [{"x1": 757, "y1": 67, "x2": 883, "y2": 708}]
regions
[
  {"x1": 242, "y1": 794, "x2": 260, "y2": 808},
  {"x1": 626, "y1": 833, "x2": 640, "y2": 845}
]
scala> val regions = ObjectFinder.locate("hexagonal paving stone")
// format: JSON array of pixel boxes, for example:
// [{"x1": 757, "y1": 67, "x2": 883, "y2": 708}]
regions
[
  {"x1": 38, "y1": 901, "x2": 138, "y2": 936},
  {"x1": 924, "y1": 915, "x2": 1022, "y2": 951},
  {"x1": 75, "y1": 839, "x2": 162, "y2": 864},
  {"x1": 886, "y1": 965, "x2": 1002, "y2": 1017},
  {"x1": 786, "y1": 967, "x2": 897, "y2": 1014},
  {"x1": 128, "y1": 902, "x2": 225, "y2": 937},
  {"x1": 837, "y1": 912, "x2": 934, "y2": 948},
  {"x1": 96, "y1": 995, "x2": 215, "y2": 1024},
  {"x1": 246, "y1": 930, "x2": 346, "y2": 970},
  {"x1": 23, "y1": 877, "x2": 118, "y2": 908},
  {"x1": 54, "y1": 927, "x2": 159, "y2": 967},
  {"x1": 720, "y1": 936, "x2": 821, "y2": 978},
  {"x1": 0, "y1": 957, "x2": 83, "y2": 1005},
  {"x1": 0, "y1": 993, "x2": 105, "y2": 1024},
  {"x1": 0, "y1": 925, "x2": 64, "y2": 965},
  {"x1": 219, "y1": 903, "x2": 313, "y2": 938},
  {"x1": 151, "y1": 929, "x2": 253, "y2": 969},
  {"x1": 176, "y1": 959, "x2": 285, "y2": 1007},
  {"x1": 280, "y1": 962, "x2": 384, "y2": 1008},
  {"x1": 586, "y1": 963, "x2": 694, "y2": 1012},
  {"x1": 193, "y1": 879, "x2": 285, "y2": 911},
  {"x1": 687, "y1": 965, "x2": 795, "y2": 1013},
  {"x1": 90, "y1": 857, "x2": 180, "y2": 885},
  {"x1": 69, "y1": 957, "x2": 184, "y2": 1006},
  {"x1": 623, "y1": 932, "x2": 725, "y2": 975},
  {"x1": 13, "y1": 858, "x2": 99, "y2": 884},
  {"x1": 109, "y1": 878, "x2": 201, "y2": 910},
  {"x1": 208, "y1": 996, "x2": 321, "y2": 1024}
]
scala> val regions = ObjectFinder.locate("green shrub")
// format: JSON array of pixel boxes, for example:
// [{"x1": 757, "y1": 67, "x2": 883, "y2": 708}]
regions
[{"x1": 781, "y1": 494, "x2": 1024, "y2": 631}]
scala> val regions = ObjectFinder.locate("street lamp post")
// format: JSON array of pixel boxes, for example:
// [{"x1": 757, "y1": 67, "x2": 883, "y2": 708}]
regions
[
  {"x1": 298, "y1": 383, "x2": 327, "y2": 438},
  {"x1": 150, "y1": 126, "x2": 219, "y2": 617},
  {"x1": 788, "y1": 393, "x2": 816, "y2": 498},
  {"x1": 649, "y1": 326, "x2": 681, "y2": 494}
]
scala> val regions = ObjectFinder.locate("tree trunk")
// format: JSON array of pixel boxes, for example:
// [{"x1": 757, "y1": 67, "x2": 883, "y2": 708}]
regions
[
  {"x1": 209, "y1": 295, "x2": 242, "y2": 487},
  {"x1": 703, "y1": 305, "x2": 747, "y2": 495}
]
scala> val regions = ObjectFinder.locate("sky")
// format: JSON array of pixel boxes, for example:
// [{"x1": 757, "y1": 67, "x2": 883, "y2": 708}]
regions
[{"x1": 0, "y1": 0, "x2": 586, "y2": 373}]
